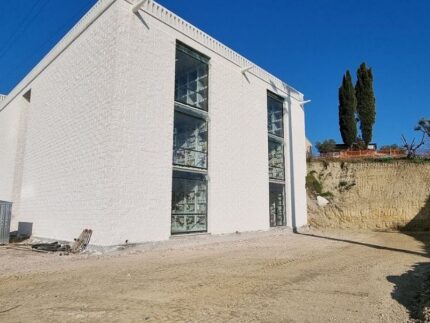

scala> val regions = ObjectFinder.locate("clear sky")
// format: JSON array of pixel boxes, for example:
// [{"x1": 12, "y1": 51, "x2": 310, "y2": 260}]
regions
[{"x1": 1, "y1": 0, "x2": 429, "y2": 148}]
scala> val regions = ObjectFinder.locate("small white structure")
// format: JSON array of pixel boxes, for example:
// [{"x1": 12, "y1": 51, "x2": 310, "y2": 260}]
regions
[{"x1": 0, "y1": 0, "x2": 308, "y2": 245}]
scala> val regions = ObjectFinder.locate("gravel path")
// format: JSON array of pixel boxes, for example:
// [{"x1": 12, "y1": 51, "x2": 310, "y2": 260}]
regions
[{"x1": 0, "y1": 229, "x2": 428, "y2": 322}]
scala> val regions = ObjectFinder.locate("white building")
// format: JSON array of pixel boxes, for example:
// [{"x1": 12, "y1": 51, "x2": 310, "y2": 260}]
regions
[{"x1": 0, "y1": 0, "x2": 308, "y2": 246}]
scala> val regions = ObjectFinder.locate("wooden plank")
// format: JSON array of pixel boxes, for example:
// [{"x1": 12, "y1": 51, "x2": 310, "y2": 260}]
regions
[{"x1": 70, "y1": 229, "x2": 92, "y2": 253}]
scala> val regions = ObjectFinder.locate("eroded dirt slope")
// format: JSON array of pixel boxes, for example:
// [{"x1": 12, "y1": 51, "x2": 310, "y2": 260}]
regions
[{"x1": 308, "y1": 160, "x2": 430, "y2": 230}]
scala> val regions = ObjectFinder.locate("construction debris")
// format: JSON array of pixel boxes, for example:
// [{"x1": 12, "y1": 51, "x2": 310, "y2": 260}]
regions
[
  {"x1": 32, "y1": 242, "x2": 70, "y2": 252},
  {"x1": 70, "y1": 229, "x2": 93, "y2": 253},
  {"x1": 29, "y1": 229, "x2": 93, "y2": 254}
]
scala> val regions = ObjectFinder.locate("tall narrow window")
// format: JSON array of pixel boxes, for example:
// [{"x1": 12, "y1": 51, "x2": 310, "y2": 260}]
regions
[
  {"x1": 172, "y1": 42, "x2": 209, "y2": 234},
  {"x1": 267, "y1": 91, "x2": 286, "y2": 227}
]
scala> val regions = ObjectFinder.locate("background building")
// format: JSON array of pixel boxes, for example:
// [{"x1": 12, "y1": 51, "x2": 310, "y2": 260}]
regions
[{"x1": 0, "y1": 0, "x2": 308, "y2": 245}]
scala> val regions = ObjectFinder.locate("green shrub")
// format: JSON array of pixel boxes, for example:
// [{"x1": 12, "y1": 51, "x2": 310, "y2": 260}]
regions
[
  {"x1": 306, "y1": 173, "x2": 322, "y2": 195},
  {"x1": 315, "y1": 139, "x2": 337, "y2": 154},
  {"x1": 339, "y1": 181, "x2": 348, "y2": 187},
  {"x1": 320, "y1": 191, "x2": 334, "y2": 198}
]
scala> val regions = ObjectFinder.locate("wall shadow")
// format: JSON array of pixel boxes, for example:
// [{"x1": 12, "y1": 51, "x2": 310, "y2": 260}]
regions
[
  {"x1": 134, "y1": 12, "x2": 150, "y2": 30},
  {"x1": 387, "y1": 195, "x2": 430, "y2": 321},
  {"x1": 300, "y1": 195, "x2": 430, "y2": 320},
  {"x1": 298, "y1": 232, "x2": 429, "y2": 257}
]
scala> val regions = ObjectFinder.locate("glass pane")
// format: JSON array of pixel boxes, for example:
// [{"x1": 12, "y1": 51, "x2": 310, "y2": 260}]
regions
[
  {"x1": 268, "y1": 140, "x2": 285, "y2": 180},
  {"x1": 171, "y1": 171, "x2": 207, "y2": 234},
  {"x1": 175, "y1": 44, "x2": 209, "y2": 111},
  {"x1": 173, "y1": 112, "x2": 208, "y2": 169},
  {"x1": 267, "y1": 94, "x2": 284, "y2": 137},
  {"x1": 269, "y1": 183, "x2": 285, "y2": 227}
]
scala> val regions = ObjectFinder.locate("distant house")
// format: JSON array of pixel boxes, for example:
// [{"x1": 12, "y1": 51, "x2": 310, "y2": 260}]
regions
[
  {"x1": 367, "y1": 144, "x2": 377, "y2": 150},
  {"x1": 335, "y1": 143, "x2": 377, "y2": 151}
]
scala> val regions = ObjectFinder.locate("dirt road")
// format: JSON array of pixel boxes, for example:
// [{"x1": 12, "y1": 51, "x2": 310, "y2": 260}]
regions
[{"x1": 1, "y1": 229, "x2": 428, "y2": 322}]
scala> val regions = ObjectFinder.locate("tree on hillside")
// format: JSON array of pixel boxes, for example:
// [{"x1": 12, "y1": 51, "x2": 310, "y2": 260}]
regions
[
  {"x1": 401, "y1": 134, "x2": 425, "y2": 159},
  {"x1": 400, "y1": 119, "x2": 429, "y2": 159},
  {"x1": 415, "y1": 118, "x2": 430, "y2": 137},
  {"x1": 338, "y1": 70, "x2": 357, "y2": 147},
  {"x1": 355, "y1": 63, "x2": 376, "y2": 146},
  {"x1": 315, "y1": 139, "x2": 337, "y2": 154}
]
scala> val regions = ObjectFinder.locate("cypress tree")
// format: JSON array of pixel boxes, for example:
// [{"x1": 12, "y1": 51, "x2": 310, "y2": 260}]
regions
[
  {"x1": 338, "y1": 70, "x2": 357, "y2": 147},
  {"x1": 355, "y1": 63, "x2": 376, "y2": 146}
]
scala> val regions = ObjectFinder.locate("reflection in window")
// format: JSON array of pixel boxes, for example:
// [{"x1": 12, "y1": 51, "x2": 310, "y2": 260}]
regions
[
  {"x1": 268, "y1": 140, "x2": 285, "y2": 180},
  {"x1": 173, "y1": 111, "x2": 208, "y2": 169},
  {"x1": 175, "y1": 43, "x2": 209, "y2": 111},
  {"x1": 267, "y1": 94, "x2": 284, "y2": 137},
  {"x1": 171, "y1": 171, "x2": 207, "y2": 234}
]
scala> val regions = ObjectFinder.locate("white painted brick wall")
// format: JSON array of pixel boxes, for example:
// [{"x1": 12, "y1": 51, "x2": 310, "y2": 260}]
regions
[
  {"x1": 0, "y1": 99, "x2": 23, "y2": 201},
  {"x1": 8, "y1": 2, "x2": 121, "y2": 245},
  {"x1": 287, "y1": 100, "x2": 308, "y2": 228},
  {"x1": 0, "y1": 0, "x2": 307, "y2": 245}
]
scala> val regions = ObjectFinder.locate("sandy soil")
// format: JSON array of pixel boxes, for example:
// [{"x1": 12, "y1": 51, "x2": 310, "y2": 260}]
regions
[{"x1": 1, "y1": 229, "x2": 429, "y2": 322}]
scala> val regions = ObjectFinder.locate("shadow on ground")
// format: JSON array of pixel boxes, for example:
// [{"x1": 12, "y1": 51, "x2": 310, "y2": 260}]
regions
[
  {"x1": 387, "y1": 195, "x2": 430, "y2": 321},
  {"x1": 301, "y1": 195, "x2": 430, "y2": 321},
  {"x1": 298, "y1": 232, "x2": 429, "y2": 258}
]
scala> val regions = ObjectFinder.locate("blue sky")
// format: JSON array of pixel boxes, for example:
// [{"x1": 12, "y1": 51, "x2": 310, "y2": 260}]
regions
[{"x1": 1, "y1": 0, "x2": 429, "y2": 148}]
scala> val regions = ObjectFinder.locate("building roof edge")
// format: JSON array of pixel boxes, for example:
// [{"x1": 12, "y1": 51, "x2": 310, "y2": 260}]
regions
[{"x1": 0, "y1": 0, "x2": 304, "y2": 112}]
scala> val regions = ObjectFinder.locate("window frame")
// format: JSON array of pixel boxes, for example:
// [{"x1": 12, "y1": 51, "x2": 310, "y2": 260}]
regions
[
  {"x1": 171, "y1": 170, "x2": 208, "y2": 234},
  {"x1": 172, "y1": 110, "x2": 208, "y2": 171},
  {"x1": 268, "y1": 138, "x2": 285, "y2": 181},
  {"x1": 175, "y1": 41, "x2": 210, "y2": 112},
  {"x1": 269, "y1": 182, "x2": 286, "y2": 227},
  {"x1": 171, "y1": 41, "x2": 211, "y2": 235},
  {"x1": 267, "y1": 91, "x2": 285, "y2": 139}
]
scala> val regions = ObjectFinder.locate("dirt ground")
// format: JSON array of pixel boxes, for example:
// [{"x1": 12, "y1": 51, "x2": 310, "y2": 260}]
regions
[{"x1": 1, "y1": 229, "x2": 429, "y2": 322}]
